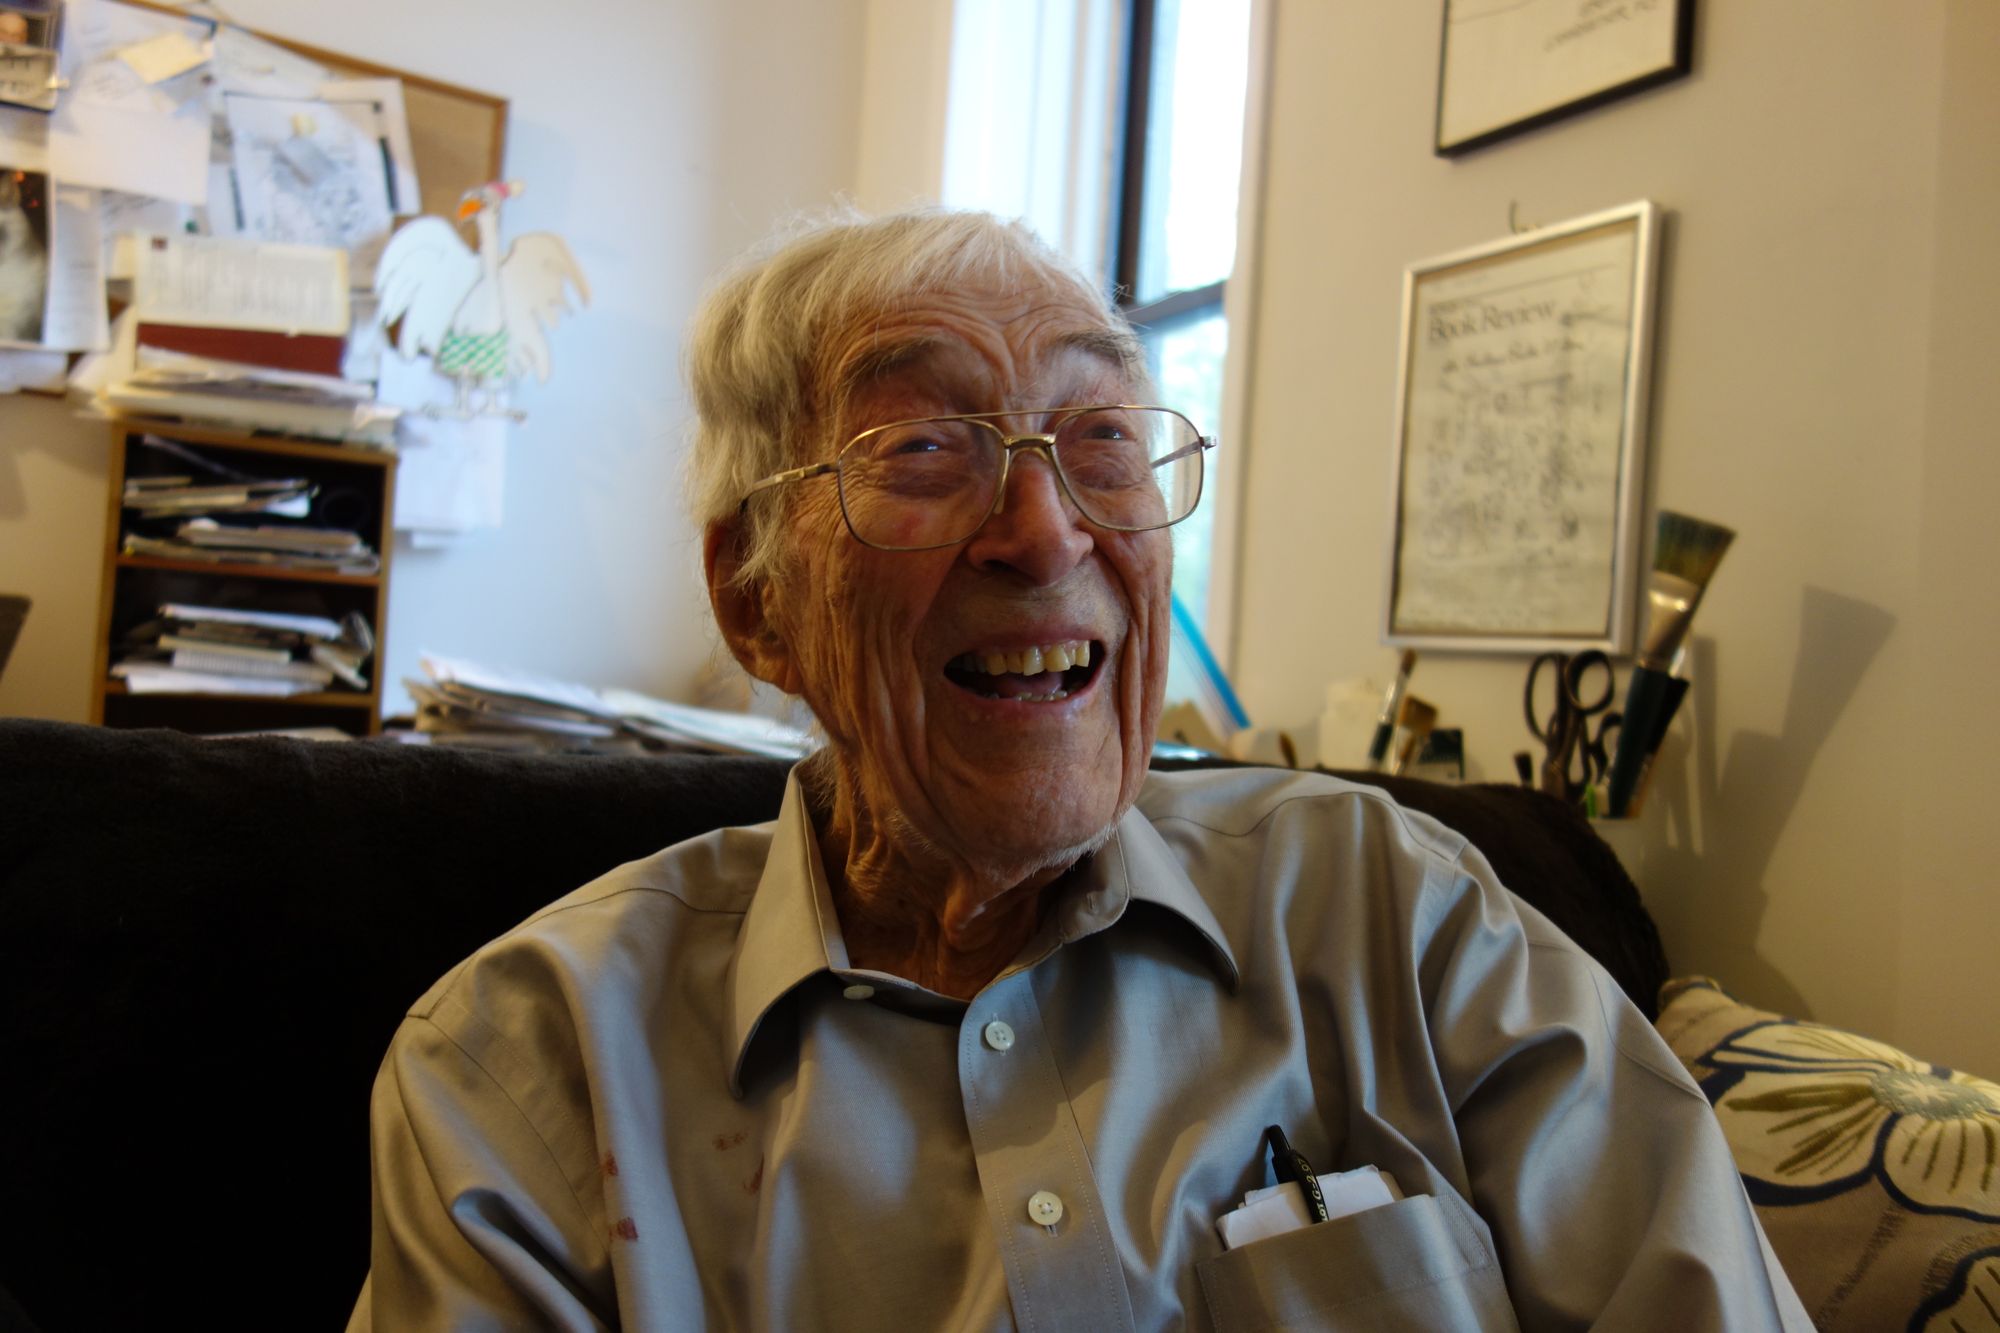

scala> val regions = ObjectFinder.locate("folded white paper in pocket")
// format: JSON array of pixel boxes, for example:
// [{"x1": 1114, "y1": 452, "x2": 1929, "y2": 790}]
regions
[{"x1": 1215, "y1": 1165, "x2": 1404, "y2": 1250}]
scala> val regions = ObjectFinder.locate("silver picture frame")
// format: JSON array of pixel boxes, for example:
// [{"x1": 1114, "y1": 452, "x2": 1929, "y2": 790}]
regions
[{"x1": 1383, "y1": 200, "x2": 1662, "y2": 654}]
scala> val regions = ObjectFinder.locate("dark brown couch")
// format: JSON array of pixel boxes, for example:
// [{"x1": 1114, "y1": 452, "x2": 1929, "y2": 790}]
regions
[{"x1": 0, "y1": 719, "x2": 1661, "y2": 1331}]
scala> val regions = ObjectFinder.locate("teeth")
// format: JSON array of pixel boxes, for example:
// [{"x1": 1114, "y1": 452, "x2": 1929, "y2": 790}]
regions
[{"x1": 954, "y1": 639, "x2": 1094, "y2": 677}]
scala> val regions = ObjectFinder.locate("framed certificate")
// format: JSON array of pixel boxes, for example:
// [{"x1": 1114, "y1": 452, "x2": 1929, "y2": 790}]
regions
[
  {"x1": 1435, "y1": 0, "x2": 1694, "y2": 156},
  {"x1": 1384, "y1": 200, "x2": 1661, "y2": 653}
]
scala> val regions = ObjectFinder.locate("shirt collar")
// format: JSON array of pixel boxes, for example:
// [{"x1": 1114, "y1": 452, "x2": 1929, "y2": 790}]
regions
[
  {"x1": 723, "y1": 770, "x2": 1240, "y2": 1096},
  {"x1": 724, "y1": 769, "x2": 836, "y2": 1096},
  {"x1": 1097, "y1": 796, "x2": 1240, "y2": 989}
]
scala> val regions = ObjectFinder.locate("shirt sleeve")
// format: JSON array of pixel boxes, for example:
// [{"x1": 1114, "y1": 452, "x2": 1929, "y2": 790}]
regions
[
  {"x1": 348, "y1": 1012, "x2": 614, "y2": 1333},
  {"x1": 1418, "y1": 840, "x2": 1813, "y2": 1331}
]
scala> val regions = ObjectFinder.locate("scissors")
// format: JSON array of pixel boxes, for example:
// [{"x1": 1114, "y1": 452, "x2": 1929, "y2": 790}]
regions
[{"x1": 1523, "y1": 650, "x2": 1620, "y2": 803}]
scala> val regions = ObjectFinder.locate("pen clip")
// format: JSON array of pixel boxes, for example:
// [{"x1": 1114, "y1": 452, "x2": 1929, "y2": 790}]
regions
[{"x1": 1263, "y1": 1124, "x2": 1330, "y2": 1225}]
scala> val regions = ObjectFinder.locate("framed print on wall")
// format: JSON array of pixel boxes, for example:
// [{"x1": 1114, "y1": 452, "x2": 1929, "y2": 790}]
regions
[
  {"x1": 1435, "y1": 0, "x2": 1694, "y2": 156},
  {"x1": 1383, "y1": 200, "x2": 1661, "y2": 654}
]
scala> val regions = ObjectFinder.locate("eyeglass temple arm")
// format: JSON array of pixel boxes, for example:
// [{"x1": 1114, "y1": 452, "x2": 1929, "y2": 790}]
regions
[
  {"x1": 1151, "y1": 437, "x2": 1216, "y2": 469},
  {"x1": 739, "y1": 462, "x2": 837, "y2": 510}
]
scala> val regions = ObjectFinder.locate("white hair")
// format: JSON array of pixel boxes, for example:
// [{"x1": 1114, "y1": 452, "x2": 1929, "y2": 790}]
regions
[{"x1": 683, "y1": 205, "x2": 1151, "y2": 589}]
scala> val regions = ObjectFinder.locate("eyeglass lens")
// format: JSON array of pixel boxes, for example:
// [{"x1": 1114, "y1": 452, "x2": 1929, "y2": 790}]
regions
[{"x1": 836, "y1": 407, "x2": 1203, "y2": 550}]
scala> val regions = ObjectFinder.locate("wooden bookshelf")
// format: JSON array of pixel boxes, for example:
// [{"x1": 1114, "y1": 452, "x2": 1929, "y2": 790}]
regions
[{"x1": 89, "y1": 421, "x2": 397, "y2": 737}]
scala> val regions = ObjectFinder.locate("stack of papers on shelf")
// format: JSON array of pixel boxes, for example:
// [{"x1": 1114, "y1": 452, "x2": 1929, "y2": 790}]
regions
[
  {"x1": 85, "y1": 236, "x2": 402, "y2": 446},
  {"x1": 112, "y1": 603, "x2": 374, "y2": 695},
  {"x1": 402, "y1": 655, "x2": 814, "y2": 759},
  {"x1": 118, "y1": 435, "x2": 380, "y2": 572},
  {"x1": 103, "y1": 370, "x2": 401, "y2": 448},
  {"x1": 123, "y1": 517, "x2": 379, "y2": 574},
  {"x1": 122, "y1": 474, "x2": 313, "y2": 518}
]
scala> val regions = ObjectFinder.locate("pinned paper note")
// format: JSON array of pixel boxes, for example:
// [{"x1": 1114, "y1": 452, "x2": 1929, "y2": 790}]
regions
[
  {"x1": 49, "y1": 100, "x2": 209, "y2": 204},
  {"x1": 378, "y1": 354, "x2": 505, "y2": 538},
  {"x1": 393, "y1": 411, "x2": 507, "y2": 538},
  {"x1": 48, "y1": 0, "x2": 214, "y2": 204},
  {"x1": 224, "y1": 92, "x2": 395, "y2": 261},
  {"x1": 132, "y1": 234, "x2": 349, "y2": 336},
  {"x1": 0, "y1": 347, "x2": 67, "y2": 393},
  {"x1": 320, "y1": 78, "x2": 420, "y2": 215},
  {"x1": 211, "y1": 23, "x2": 329, "y2": 99},
  {"x1": 100, "y1": 189, "x2": 202, "y2": 277},
  {"x1": 40, "y1": 184, "x2": 111, "y2": 352},
  {"x1": 116, "y1": 31, "x2": 210, "y2": 85}
]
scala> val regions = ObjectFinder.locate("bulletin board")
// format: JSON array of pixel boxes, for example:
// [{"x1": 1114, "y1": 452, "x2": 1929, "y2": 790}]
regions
[
  {"x1": 0, "y1": 0, "x2": 509, "y2": 394},
  {"x1": 122, "y1": 0, "x2": 509, "y2": 220}
]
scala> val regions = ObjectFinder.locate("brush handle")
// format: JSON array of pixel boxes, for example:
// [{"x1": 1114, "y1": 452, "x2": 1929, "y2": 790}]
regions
[
  {"x1": 1606, "y1": 666, "x2": 1675, "y2": 817},
  {"x1": 1366, "y1": 721, "x2": 1393, "y2": 769},
  {"x1": 1648, "y1": 676, "x2": 1691, "y2": 752}
]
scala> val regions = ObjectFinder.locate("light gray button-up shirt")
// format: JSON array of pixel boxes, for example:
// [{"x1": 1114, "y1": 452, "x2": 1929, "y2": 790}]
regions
[{"x1": 352, "y1": 766, "x2": 1809, "y2": 1331}]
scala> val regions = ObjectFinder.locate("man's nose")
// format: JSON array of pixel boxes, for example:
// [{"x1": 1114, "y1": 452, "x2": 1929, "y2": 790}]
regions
[{"x1": 962, "y1": 446, "x2": 1095, "y2": 584}]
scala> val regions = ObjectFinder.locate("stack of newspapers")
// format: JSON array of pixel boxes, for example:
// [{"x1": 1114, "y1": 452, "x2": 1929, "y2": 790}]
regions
[
  {"x1": 112, "y1": 604, "x2": 374, "y2": 696},
  {"x1": 404, "y1": 655, "x2": 813, "y2": 758}
]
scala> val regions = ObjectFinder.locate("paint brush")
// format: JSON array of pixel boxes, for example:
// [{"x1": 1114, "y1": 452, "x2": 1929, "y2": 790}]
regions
[
  {"x1": 1365, "y1": 649, "x2": 1418, "y2": 771},
  {"x1": 1605, "y1": 511, "x2": 1735, "y2": 816},
  {"x1": 1621, "y1": 670, "x2": 1691, "y2": 816},
  {"x1": 1387, "y1": 696, "x2": 1437, "y2": 777}
]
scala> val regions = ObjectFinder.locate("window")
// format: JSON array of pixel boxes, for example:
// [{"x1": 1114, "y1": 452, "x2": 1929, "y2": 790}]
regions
[
  {"x1": 936, "y1": 0, "x2": 1258, "y2": 701},
  {"x1": 1112, "y1": 0, "x2": 1254, "y2": 634},
  {"x1": 1110, "y1": 1, "x2": 1255, "y2": 736}
]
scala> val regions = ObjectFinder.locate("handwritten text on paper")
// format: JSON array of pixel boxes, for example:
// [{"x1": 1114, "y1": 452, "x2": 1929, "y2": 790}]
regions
[{"x1": 1394, "y1": 221, "x2": 1638, "y2": 638}]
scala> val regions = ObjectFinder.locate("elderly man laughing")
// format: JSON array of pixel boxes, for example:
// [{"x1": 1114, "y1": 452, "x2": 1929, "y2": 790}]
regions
[{"x1": 351, "y1": 210, "x2": 1808, "y2": 1331}]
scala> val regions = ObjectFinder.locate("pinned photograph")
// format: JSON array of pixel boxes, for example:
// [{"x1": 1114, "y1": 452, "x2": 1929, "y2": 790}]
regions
[
  {"x1": 0, "y1": 3, "x2": 54, "y2": 49},
  {"x1": 0, "y1": 167, "x2": 50, "y2": 345}
]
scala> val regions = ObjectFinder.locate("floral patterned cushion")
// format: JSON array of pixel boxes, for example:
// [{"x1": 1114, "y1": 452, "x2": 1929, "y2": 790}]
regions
[{"x1": 1657, "y1": 977, "x2": 2000, "y2": 1332}]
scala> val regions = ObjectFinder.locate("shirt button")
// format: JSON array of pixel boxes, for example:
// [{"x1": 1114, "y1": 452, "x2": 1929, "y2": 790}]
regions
[
  {"x1": 982, "y1": 1019, "x2": 1016, "y2": 1051},
  {"x1": 842, "y1": 983, "x2": 875, "y2": 1000},
  {"x1": 1027, "y1": 1191, "x2": 1065, "y2": 1227}
]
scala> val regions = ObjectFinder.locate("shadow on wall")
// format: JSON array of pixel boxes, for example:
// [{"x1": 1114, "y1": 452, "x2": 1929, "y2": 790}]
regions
[{"x1": 1633, "y1": 586, "x2": 1898, "y2": 1019}]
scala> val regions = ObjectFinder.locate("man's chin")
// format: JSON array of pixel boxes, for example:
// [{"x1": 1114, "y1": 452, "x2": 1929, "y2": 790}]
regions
[{"x1": 934, "y1": 777, "x2": 1128, "y2": 876}]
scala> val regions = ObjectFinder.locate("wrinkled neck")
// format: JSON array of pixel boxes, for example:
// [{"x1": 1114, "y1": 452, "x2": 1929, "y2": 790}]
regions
[{"x1": 810, "y1": 771, "x2": 1068, "y2": 1001}]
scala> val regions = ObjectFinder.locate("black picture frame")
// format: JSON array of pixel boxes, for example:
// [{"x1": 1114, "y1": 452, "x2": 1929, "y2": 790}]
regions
[{"x1": 1435, "y1": 0, "x2": 1694, "y2": 157}]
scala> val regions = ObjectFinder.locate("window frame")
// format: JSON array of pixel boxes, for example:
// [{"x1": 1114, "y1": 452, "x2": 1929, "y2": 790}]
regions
[{"x1": 1107, "y1": 0, "x2": 1269, "y2": 672}]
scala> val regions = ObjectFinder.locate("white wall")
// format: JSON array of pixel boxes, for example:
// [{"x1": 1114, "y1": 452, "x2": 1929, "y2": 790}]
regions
[
  {"x1": 0, "y1": 0, "x2": 868, "y2": 722},
  {"x1": 1234, "y1": 1, "x2": 2000, "y2": 1074}
]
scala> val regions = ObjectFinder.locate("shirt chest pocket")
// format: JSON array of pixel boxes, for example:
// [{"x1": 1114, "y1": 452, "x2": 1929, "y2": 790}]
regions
[{"x1": 1192, "y1": 1192, "x2": 1518, "y2": 1332}]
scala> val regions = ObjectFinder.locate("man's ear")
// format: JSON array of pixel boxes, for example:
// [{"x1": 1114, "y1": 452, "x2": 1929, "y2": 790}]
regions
[{"x1": 704, "y1": 518, "x2": 803, "y2": 695}]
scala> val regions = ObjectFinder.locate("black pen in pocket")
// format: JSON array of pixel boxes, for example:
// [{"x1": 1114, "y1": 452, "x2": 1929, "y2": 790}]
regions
[{"x1": 1264, "y1": 1123, "x2": 1329, "y2": 1224}]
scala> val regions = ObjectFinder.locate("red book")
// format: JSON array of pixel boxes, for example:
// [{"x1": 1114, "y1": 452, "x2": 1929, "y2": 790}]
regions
[{"x1": 137, "y1": 323, "x2": 347, "y2": 378}]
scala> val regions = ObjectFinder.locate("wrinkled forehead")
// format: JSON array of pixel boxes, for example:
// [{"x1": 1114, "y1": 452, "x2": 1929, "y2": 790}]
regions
[{"x1": 813, "y1": 276, "x2": 1145, "y2": 438}]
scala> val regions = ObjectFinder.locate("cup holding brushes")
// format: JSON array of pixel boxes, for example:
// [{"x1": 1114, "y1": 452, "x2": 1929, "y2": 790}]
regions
[
  {"x1": 1604, "y1": 511, "x2": 1735, "y2": 816},
  {"x1": 1365, "y1": 649, "x2": 1418, "y2": 771}
]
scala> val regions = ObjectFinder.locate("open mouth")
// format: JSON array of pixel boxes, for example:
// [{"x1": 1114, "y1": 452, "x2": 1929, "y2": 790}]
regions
[{"x1": 943, "y1": 639, "x2": 1103, "y2": 703}]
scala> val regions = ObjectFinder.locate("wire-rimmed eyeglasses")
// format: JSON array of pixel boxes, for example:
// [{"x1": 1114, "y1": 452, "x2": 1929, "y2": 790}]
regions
[{"x1": 739, "y1": 404, "x2": 1215, "y2": 552}]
